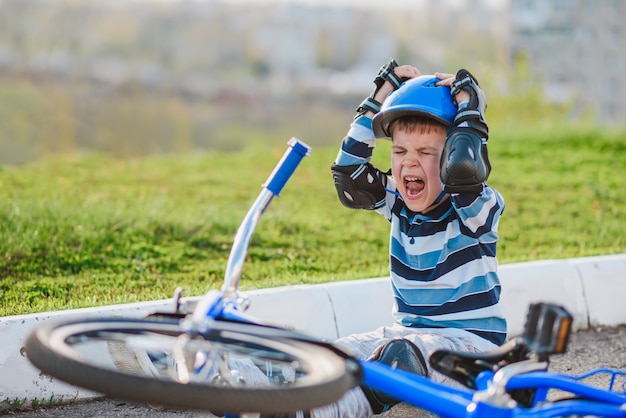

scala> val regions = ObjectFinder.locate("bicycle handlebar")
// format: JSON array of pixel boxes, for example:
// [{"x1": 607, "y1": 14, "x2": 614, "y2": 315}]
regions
[
  {"x1": 221, "y1": 138, "x2": 311, "y2": 299},
  {"x1": 264, "y1": 138, "x2": 312, "y2": 196}
]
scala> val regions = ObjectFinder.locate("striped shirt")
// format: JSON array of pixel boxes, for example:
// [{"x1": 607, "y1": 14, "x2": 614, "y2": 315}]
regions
[{"x1": 335, "y1": 115, "x2": 507, "y2": 345}]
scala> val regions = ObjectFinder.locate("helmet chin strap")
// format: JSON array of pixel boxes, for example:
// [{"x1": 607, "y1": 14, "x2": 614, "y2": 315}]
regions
[{"x1": 433, "y1": 190, "x2": 447, "y2": 205}]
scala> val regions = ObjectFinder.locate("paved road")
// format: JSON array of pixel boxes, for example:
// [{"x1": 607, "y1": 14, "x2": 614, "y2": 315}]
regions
[{"x1": 7, "y1": 325, "x2": 626, "y2": 418}]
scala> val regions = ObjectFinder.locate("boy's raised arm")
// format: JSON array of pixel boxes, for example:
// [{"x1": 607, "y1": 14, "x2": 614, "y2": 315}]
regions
[
  {"x1": 439, "y1": 69, "x2": 491, "y2": 194},
  {"x1": 331, "y1": 59, "x2": 410, "y2": 210}
]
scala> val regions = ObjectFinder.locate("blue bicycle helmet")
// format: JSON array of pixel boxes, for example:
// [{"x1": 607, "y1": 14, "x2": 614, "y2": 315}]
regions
[{"x1": 372, "y1": 75, "x2": 457, "y2": 138}]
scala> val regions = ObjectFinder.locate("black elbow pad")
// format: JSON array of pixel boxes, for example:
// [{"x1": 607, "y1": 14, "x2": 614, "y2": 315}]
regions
[
  {"x1": 440, "y1": 129, "x2": 491, "y2": 194},
  {"x1": 331, "y1": 163, "x2": 387, "y2": 210}
]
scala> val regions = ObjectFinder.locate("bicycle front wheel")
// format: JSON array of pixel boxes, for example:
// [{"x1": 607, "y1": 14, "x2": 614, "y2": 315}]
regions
[{"x1": 25, "y1": 317, "x2": 360, "y2": 414}]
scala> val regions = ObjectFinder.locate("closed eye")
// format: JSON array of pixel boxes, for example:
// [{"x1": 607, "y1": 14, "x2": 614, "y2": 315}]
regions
[{"x1": 419, "y1": 147, "x2": 439, "y2": 156}]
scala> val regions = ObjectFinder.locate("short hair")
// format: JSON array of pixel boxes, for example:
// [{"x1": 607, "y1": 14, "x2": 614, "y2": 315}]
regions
[{"x1": 389, "y1": 115, "x2": 446, "y2": 138}]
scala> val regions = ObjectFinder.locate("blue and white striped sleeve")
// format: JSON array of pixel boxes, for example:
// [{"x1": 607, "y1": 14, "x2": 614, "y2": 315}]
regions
[
  {"x1": 334, "y1": 115, "x2": 377, "y2": 167},
  {"x1": 450, "y1": 186, "x2": 504, "y2": 240}
]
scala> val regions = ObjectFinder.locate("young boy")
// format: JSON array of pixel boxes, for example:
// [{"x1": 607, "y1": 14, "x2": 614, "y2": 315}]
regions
[{"x1": 311, "y1": 61, "x2": 507, "y2": 417}]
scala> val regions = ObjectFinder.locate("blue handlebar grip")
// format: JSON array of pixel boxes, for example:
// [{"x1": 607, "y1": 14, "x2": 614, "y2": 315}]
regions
[{"x1": 264, "y1": 138, "x2": 312, "y2": 196}]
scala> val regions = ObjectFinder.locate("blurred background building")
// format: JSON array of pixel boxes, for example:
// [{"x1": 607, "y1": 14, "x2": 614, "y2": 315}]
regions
[
  {"x1": 510, "y1": 0, "x2": 625, "y2": 123},
  {"x1": 0, "y1": 0, "x2": 623, "y2": 163}
]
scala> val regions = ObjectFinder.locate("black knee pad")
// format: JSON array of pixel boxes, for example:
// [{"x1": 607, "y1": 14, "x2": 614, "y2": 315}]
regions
[
  {"x1": 361, "y1": 339, "x2": 428, "y2": 414},
  {"x1": 440, "y1": 129, "x2": 491, "y2": 194}
]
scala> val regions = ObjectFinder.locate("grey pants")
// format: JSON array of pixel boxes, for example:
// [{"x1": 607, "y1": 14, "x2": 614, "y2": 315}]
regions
[{"x1": 312, "y1": 324, "x2": 498, "y2": 418}]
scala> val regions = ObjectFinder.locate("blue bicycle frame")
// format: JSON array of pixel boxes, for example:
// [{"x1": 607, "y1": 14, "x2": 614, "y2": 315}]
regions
[
  {"x1": 185, "y1": 138, "x2": 626, "y2": 418},
  {"x1": 363, "y1": 361, "x2": 626, "y2": 417}
]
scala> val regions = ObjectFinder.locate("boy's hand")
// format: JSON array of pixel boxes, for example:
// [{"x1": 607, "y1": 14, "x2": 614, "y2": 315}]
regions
[
  {"x1": 435, "y1": 72, "x2": 468, "y2": 103},
  {"x1": 436, "y1": 69, "x2": 488, "y2": 138},
  {"x1": 436, "y1": 69, "x2": 491, "y2": 194},
  {"x1": 355, "y1": 59, "x2": 421, "y2": 119}
]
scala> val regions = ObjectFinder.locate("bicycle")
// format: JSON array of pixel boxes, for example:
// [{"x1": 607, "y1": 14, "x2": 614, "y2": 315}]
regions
[{"x1": 25, "y1": 138, "x2": 626, "y2": 417}]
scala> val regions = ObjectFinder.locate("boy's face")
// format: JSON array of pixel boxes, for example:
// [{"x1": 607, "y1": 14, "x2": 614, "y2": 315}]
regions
[{"x1": 391, "y1": 125, "x2": 447, "y2": 213}]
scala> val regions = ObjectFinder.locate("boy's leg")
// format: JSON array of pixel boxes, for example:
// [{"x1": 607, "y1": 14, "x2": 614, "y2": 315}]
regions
[
  {"x1": 400, "y1": 327, "x2": 498, "y2": 384},
  {"x1": 312, "y1": 326, "x2": 430, "y2": 418},
  {"x1": 310, "y1": 327, "x2": 392, "y2": 418},
  {"x1": 312, "y1": 338, "x2": 429, "y2": 417},
  {"x1": 312, "y1": 326, "x2": 498, "y2": 418},
  {"x1": 360, "y1": 338, "x2": 428, "y2": 414},
  {"x1": 311, "y1": 386, "x2": 373, "y2": 418}
]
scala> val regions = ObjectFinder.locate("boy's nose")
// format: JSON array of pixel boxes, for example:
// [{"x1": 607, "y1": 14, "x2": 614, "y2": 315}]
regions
[{"x1": 403, "y1": 154, "x2": 419, "y2": 167}]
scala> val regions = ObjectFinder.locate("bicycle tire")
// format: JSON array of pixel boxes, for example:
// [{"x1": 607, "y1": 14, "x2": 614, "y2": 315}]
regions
[{"x1": 25, "y1": 317, "x2": 360, "y2": 414}]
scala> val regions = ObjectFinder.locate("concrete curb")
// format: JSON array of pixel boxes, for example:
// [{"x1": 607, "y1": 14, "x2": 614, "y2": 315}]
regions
[{"x1": 1, "y1": 253, "x2": 624, "y2": 402}]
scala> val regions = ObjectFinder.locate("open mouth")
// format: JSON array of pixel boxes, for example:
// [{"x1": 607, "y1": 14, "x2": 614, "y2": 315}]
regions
[{"x1": 404, "y1": 176, "x2": 425, "y2": 197}]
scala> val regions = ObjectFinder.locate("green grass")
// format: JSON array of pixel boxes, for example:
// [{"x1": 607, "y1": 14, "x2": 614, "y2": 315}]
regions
[
  {"x1": 1, "y1": 124, "x2": 625, "y2": 316},
  {"x1": 1, "y1": 394, "x2": 76, "y2": 414}
]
